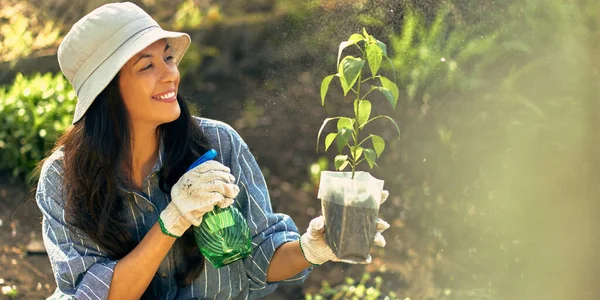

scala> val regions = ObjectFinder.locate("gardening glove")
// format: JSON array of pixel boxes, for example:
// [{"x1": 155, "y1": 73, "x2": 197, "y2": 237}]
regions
[
  {"x1": 300, "y1": 190, "x2": 391, "y2": 265},
  {"x1": 159, "y1": 161, "x2": 239, "y2": 237},
  {"x1": 159, "y1": 201, "x2": 192, "y2": 237}
]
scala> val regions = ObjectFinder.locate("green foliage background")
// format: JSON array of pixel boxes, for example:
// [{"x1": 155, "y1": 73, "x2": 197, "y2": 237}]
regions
[{"x1": 0, "y1": 73, "x2": 75, "y2": 179}]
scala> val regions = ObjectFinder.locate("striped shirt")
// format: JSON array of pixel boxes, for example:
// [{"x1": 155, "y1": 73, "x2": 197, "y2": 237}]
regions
[{"x1": 36, "y1": 117, "x2": 310, "y2": 299}]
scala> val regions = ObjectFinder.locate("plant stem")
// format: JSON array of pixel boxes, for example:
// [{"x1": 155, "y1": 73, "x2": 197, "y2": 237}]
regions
[
  {"x1": 361, "y1": 75, "x2": 379, "y2": 83},
  {"x1": 358, "y1": 135, "x2": 372, "y2": 147},
  {"x1": 352, "y1": 67, "x2": 363, "y2": 179},
  {"x1": 362, "y1": 87, "x2": 376, "y2": 100}
]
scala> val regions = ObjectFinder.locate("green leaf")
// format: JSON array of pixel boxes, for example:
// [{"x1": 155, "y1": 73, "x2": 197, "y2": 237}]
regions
[
  {"x1": 348, "y1": 33, "x2": 365, "y2": 44},
  {"x1": 366, "y1": 42, "x2": 383, "y2": 77},
  {"x1": 335, "y1": 155, "x2": 349, "y2": 171},
  {"x1": 316, "y1": 117, "x2": 342, "y2": 152},
  {"x1": 337, "y1": 117, "x2": 354, "y2": 131},
  {"x1": 325, "y1": 133, "x2": 337, "y2": 151},
  {"x1": 354, "y1": 100, "x2": 371, "y2": 127},
  {"x1": 336, "y1": 127, "x2": 352, "y2": 152},
  {"x1": 362, "y1": 27, "x2": 369, "y2": 39},
  {"x1": 364, "y1": 115, "x2": 401, "y2": 139},
  {"x1": 371, "y1": 135, "x2": 385, "y2": 157},
  {"x1": 379, "y1": 76, "x2": 399, "y2": 108},
  {"x1": 374, "y1": 87, "x2": 395, "y2": 108},
  {"x1": 320, "y1": 75, "x2": 335, "y2": 106},
  {"x1": 350, "y1": 146, "x2": 364, "y2": 160},
  {"x1": 337, "y1": 42, "x2": 352, "y2": 69},
  {"x1": 337, "y1": 34, "x2": 365, "y2": 68},
  {"x1": 338, "y1": 56, "x2": 365, "y2": 96},
  {"x1": 376, "y1": 39, "x2": 387, "y2": 56},
  {"x1": 363, "y1": 148, "x2": 376, "y2": 168}
]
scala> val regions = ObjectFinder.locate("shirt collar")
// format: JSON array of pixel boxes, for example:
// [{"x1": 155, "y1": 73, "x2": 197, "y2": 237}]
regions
[
  {"x1": 151, "y1": 137, "x2": 165, "y2": 175},
  {"x1": 118, "y1": 136, "x2": 165, "y2": 193}
]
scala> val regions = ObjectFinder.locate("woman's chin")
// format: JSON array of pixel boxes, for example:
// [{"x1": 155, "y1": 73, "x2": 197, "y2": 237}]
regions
[
  {"x1": 156, "y1": 105, "x2": 181, "y2": 125},
  {"x1": 164, "y1": 109, "x2": 181, "y2": 124}
]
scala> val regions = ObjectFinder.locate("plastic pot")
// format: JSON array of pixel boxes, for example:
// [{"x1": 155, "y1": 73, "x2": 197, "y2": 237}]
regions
[{"x1": 318, "y1": 171, "x2": 384, "y2": 263}]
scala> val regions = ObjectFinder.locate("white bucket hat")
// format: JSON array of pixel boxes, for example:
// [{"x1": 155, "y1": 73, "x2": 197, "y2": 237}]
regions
[{"x1": 58, "y1": 2, "x2": 191, "y2": 124}]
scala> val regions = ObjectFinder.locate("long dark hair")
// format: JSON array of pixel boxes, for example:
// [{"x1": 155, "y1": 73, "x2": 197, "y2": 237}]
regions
[{"x1": 48, "y1": 74, "x2": 208, "y2": 286}]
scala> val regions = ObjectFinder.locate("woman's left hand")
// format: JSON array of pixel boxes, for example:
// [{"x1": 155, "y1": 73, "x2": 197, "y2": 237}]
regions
[{"x1": 299, "y1": 190, "x2": 391, "y2": 265}]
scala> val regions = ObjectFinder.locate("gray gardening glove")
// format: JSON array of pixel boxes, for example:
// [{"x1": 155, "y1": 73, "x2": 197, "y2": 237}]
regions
[{"x1": 300, "y1": 190, "x2": 391, "y2": 265}]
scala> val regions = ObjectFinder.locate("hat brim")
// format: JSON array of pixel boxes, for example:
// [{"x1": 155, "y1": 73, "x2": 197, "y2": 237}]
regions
[{"x1": 72, "y1": 27, "x2": 190, "y2": 124}]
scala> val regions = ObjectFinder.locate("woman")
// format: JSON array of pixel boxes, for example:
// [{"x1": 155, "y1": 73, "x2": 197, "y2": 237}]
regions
[{"x1": 36, "y1": 2, "x2": 389, "y2": 299}]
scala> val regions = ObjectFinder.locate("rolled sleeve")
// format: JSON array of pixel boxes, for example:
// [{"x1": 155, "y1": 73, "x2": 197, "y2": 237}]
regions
[
  {"x1": 37, "y1": 154, "x2": 118, "y2": 300},
  {"x1": 233, "y1": 143, "x2": 310, "y2": 298}
]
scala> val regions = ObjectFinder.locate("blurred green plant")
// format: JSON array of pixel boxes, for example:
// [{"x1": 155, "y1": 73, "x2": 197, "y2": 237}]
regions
[
  {"x1": 1, "y1": 285, "x2": 18, "y2": 297},
  {"x1": 173, "y1": 0, "x2": 223, "y2": 30},
  {"x1": 0, "y1": 2, "x2": 61, "y2": 63},
  {"x1": 0, "y1": 73, "x2": 75, "y2": 180},
  {"x1": 388, "y1": 4, "x2": 499, "y2": 104},
  {"x1": 317, "y1": 28, "x2": 401, "y2": 178},
  {"x1": 169, "y1": 0, "x2": 222, "y2": 78},
  {"x1": 305, "y1": 272, "x2": 398, "y2": 300},
  {"x1": 177, "y1": 42, "x2": 220, "y2": 78},
  {"x1": 308, "y1": 156, "x2": 329, "y2": 188},
  {"x1": 173, "y1": 0, "x2": 203, "y2": 30}
]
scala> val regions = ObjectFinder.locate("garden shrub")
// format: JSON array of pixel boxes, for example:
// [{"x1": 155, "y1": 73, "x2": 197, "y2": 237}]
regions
[
  {"x1": 0, "y1": 73, "x2": 75, "y2": 180},
  {"x1": 305, "y1": 273, "x2": 397, "y2": 300}
]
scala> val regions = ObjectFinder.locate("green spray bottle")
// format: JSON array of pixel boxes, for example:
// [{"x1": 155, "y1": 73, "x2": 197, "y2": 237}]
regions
[{"x1": 186, "y1": 149, "x2": 252, "y2": 268}]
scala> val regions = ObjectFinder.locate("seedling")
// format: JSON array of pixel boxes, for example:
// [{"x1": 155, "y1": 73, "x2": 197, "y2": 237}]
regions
[{"x1": 318, "y1": 28, "x2": 401, "y2": 179}]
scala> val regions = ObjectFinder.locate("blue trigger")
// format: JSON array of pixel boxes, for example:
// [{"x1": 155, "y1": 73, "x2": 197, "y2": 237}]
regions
[{"x1": 187, "y1": 149, "x2": 218, "y2": 172}]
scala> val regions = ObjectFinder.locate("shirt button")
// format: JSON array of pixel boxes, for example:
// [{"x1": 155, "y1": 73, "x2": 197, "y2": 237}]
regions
[
  {"x1": 148, "y1": 206, "x2": 155, "y2": 213},
  {"x1": 161, "y1": 272, "x2": 168, "y2": 278}
]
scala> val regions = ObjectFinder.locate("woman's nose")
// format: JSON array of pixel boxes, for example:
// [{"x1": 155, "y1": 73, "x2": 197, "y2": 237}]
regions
[{"x1": 160, "y1": 62, "x2": 179, "y2": 83}]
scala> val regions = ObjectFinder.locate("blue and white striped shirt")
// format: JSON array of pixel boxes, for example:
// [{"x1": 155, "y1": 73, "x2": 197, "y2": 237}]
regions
[{"x1": 36, "y1": 117, "x2": 310, "y2": 299}]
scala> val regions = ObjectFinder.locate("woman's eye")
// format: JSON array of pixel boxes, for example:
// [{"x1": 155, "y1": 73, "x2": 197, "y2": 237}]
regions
[{"x1": 140, "y1": 56, "x2": 173, "y2": 71}]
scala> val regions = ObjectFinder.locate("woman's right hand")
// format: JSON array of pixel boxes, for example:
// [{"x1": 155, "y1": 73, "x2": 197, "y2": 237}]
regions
[
  {"x1": 159, "y1": 160, "x2": 239, "y2": 237},
  {"x1": 171, "y1": 160, "x2": 240, "y2": 225}
]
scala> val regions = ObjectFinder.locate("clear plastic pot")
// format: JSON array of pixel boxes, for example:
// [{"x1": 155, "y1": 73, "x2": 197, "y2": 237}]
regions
[{"x1": 318, "y1": 171, "x2": 384, "y2": 263}]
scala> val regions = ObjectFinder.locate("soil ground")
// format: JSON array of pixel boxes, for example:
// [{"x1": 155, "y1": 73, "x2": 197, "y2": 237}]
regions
[{"x1": 0, "y1": 175, "x2": 55, "y2": 299}]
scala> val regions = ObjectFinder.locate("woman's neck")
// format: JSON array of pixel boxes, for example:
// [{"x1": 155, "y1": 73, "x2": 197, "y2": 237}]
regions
[{"x1": 129, "y1": 123, "x2": 160, "y2": 190}]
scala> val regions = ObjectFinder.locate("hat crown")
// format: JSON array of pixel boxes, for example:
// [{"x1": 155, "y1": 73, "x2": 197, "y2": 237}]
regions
[{"x1": 58, "y1": 2, "x2": 158, "y2": 90}]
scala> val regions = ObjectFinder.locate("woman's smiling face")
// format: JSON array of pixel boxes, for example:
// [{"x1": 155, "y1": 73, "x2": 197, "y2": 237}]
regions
[{"x1": 118, "y1": 39, "x2": 181, "y2": 128}]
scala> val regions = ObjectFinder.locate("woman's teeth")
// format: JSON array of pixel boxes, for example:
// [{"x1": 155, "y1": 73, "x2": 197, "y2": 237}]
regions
[{"x1": 153, "y1": 91, "x2": 175, "y2": 100}]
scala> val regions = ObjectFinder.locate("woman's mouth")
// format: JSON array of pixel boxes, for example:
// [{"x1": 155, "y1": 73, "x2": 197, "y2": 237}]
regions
[{"x1": 152, "y1": 91, "x2": 176, "y2": 102}]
